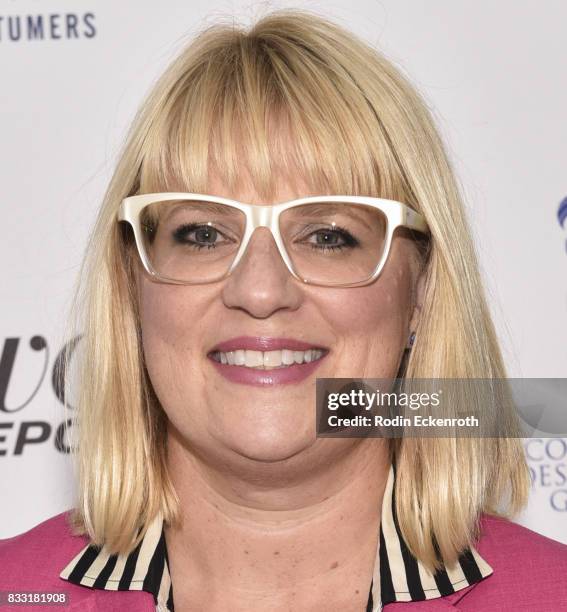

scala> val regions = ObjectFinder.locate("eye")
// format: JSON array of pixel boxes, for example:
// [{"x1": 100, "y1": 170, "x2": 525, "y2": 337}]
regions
[
  {"x1": 173, "y1": 223, "x2": 228, "y2": 248},
  {"x1": 304, "y1": 227, "x2": 359, "y2": 249}
]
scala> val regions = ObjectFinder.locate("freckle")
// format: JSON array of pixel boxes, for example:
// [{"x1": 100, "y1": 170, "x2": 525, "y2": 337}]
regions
[
  {"x1": 244, "y1": 550, "x2": 249, "y2": 554},
  {"x1": 340, "y1": 515, "x2": 343, "y2": 520},
  {"x1": 355, "y1": 589, "x2": 359, "y2": 594},
  {"x1": 273, "y1": 551, "x2": 280, "y2": 555},
  {"x1": 330, "y1": 561, "x2": 339, "y2": 569}
]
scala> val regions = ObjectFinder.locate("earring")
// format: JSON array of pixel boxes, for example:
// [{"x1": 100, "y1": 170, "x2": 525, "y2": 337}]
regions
[{"x1": 408, "y1": 331, "x2": 416, "y2": 348}]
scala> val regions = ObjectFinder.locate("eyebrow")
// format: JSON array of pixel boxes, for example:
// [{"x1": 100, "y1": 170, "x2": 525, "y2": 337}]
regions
[
  {"x1": 155, "y1": 198, "x2": 379, "y2": 228},
  {"x1": 159, "y1": 199, "x2": 243, "y2": 222},
  {"x1": 287, "y1": 203, "x2": 377, "y2": 226}
]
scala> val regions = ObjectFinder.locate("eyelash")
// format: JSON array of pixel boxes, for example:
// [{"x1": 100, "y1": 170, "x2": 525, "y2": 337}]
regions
[
  {"x1": 169, "y1": 223, "x2": 360, "y2": 251},
  {"x1": 173, "y1": 223, "x2": 228, "y2": 249},
  {"x1": 304, "y1": 225, "x2": 359, "y2": 251}
]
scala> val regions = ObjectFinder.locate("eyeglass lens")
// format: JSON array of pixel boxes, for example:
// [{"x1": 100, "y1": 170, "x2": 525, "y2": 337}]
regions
[{"x1": 139, "y1": 199, "x2": 388, "y2": 285}]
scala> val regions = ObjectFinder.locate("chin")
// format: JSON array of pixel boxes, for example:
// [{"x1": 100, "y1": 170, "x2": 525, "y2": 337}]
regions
[{"x1": 227, "y1": 431, "x2": 314, "y2": 464}]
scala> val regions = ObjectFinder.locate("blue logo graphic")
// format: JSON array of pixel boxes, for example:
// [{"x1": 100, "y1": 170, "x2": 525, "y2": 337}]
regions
[{"x1": 559, "y1": 196, "x2": 567, "y2": 253}]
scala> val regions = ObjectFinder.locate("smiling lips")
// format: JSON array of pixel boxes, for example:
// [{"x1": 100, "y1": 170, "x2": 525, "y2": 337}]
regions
[{"x1": 208, "y1": 336, "x2": 328, "y2": 386}]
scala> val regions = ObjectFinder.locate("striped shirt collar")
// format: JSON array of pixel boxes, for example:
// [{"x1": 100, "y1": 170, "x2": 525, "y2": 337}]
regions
[{"x1": 59, "y1": 465, "x2": 493, "y2": 611}]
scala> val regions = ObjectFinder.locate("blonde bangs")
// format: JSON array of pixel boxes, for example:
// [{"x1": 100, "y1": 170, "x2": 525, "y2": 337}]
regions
[{"x1": 137, "y1": 24, "x2": 412, "y2": 204}]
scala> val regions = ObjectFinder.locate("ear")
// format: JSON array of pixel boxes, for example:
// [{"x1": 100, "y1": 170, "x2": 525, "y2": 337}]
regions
[{"x1": 407, "y1": 268, "x2": 426, "y2": 346}]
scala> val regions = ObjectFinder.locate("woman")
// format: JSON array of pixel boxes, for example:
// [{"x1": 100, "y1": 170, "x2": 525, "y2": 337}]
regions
[{"x1": 2, "y1": 8, "x2": 566, "y2": 612}]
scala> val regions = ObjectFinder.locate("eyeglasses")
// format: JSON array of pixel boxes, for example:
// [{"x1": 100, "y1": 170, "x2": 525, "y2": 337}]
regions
[{"x1": 117, "y1": 193, "x2": 429, "y2": 288}]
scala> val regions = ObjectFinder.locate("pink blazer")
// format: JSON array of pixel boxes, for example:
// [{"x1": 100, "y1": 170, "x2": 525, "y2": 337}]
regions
[{"x1": 1, "y1": 510, "x2": 566, "y2": 611}]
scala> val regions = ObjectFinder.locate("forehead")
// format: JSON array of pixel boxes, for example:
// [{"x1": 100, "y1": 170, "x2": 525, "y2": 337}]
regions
[{"x1": 204, "y1": 162, "x2": 323, "y2": 206}]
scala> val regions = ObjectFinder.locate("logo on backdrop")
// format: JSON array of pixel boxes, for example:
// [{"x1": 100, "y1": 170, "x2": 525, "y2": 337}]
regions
[
  {"x1": 0, "y1": 12, "x2": 96, "y2": 42},
  {"x1": 0, "y1": 335, "x2": 81, "y2": 456},
  {"x1": 525, "y1": 198, "x2": 567, "y2": 512},
  {"x1": 559, "y1": 196, "x2": 567, "y2": 253},
  {"x1": 525, "y1": 439, "x2": 567, "y2": 512}
]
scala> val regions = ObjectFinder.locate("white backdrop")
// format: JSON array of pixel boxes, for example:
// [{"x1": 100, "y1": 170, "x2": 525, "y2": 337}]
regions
[{"x1": 1, "y1": 1, "x2": 566, "y2": 544}]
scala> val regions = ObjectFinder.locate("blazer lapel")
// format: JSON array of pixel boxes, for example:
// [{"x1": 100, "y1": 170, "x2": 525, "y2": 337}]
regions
[{"x1": 383, "y1": 582, "x2": 480, "y2": 610}]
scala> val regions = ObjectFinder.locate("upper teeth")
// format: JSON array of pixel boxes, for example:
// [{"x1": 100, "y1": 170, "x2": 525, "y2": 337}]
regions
[{"x1": 212, "y1": 349, "x2": 324, "y2": 369}]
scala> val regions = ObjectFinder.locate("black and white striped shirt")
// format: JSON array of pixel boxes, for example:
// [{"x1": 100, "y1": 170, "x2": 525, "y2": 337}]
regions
[{"x1": 59, "y1": 465, "x2": 493, "y2": 611}]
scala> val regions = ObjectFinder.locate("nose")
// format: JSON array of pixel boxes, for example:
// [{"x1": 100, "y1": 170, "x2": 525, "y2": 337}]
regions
[{"x1": 220, "y1": 227, "x2": 303, "y2": 318}]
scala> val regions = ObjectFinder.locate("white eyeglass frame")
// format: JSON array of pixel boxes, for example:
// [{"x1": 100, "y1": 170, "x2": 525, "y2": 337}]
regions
[{"x1": 117, "y1": 192, "x2": 429, "y2": 288}]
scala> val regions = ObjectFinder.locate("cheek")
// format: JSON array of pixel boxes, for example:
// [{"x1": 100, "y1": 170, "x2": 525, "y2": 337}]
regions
[
  {"x1": 315, "y1": 257, "x2": 413, "y2": 374},
  {"x1": 141, "y1": 282, "x2": 185, "y2": 342},
  {"x1": 139, "y1": 277, "x2": 210, "y2": 349},
  {"x1": 325, "y1": 266, "x2": 409, "y2": 332},
  {"x1": 137, "y1": 279, "x2": 209, "y2": 404}
]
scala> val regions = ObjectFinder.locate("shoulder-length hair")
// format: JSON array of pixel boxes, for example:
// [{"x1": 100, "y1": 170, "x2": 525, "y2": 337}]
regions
[{"x1": 64, "y1": 8, "x2": 529, "y2": 571}]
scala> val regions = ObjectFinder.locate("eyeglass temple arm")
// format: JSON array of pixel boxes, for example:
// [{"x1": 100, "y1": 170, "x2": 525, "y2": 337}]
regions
[{"x1": 403, "y1": 206, "x2": 429, "y2": 234}]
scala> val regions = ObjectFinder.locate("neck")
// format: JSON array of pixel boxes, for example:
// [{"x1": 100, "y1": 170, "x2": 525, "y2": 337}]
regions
[{"x1": 164, "y1": 428, "x2": 390, "y2": 609}]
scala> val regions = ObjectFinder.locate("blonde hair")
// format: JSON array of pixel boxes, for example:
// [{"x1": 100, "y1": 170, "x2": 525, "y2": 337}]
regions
[{"x1": 64, "y1": 8, "x2": 529, "y2": 570}]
